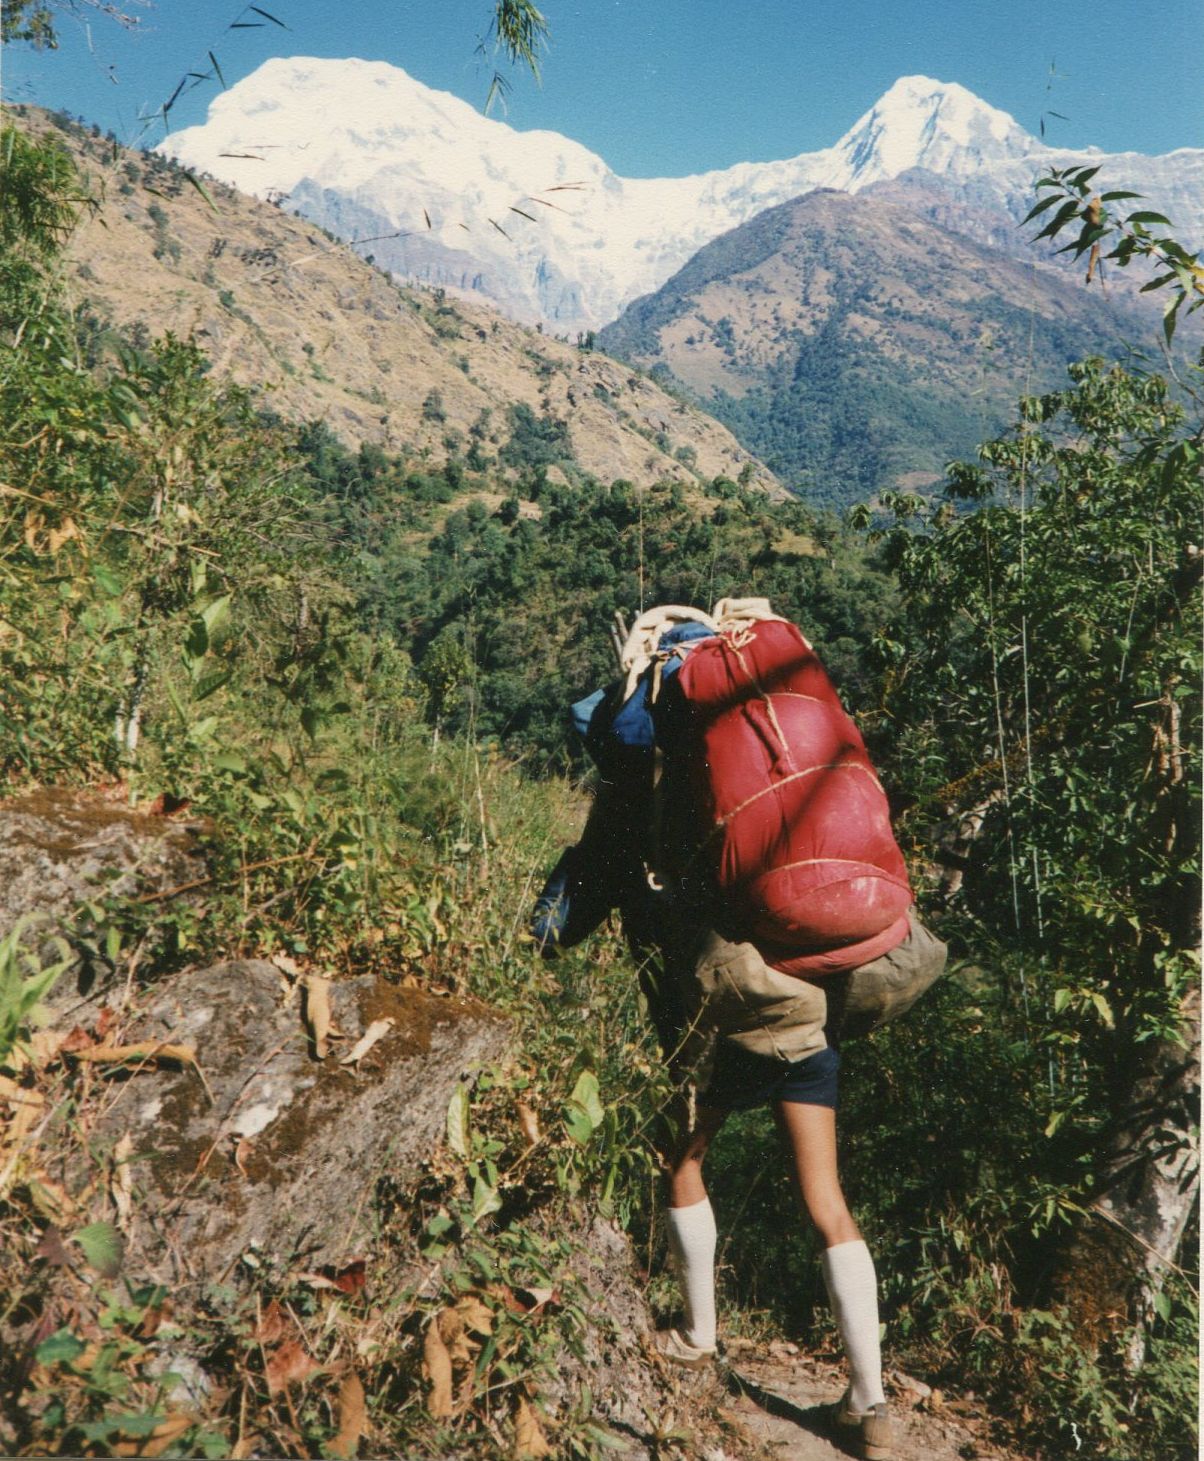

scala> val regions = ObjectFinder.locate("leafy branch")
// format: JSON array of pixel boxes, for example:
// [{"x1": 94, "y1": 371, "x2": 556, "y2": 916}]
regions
[
  {"x1": 482, "y1": 0, "x2": 549, "y2": 114},
  {"x1": 1024, "y1": 164, "x2": 1204, "y2": 344}
]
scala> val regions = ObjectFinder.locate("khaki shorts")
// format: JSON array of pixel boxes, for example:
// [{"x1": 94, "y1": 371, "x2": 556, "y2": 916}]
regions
[{"x1": 682, "y1": 916, "x2": 948, "y2": 1067}]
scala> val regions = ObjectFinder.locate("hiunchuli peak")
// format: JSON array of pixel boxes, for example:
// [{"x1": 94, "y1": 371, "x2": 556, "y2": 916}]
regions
[{"x1": 160, "y1": 60, "x2": 1203, "y2": 333}]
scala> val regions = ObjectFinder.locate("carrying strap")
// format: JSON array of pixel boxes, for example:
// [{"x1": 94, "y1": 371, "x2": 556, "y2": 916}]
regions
[{"x1": 619, "y1": 604, "x2": 716, "y2": 700}]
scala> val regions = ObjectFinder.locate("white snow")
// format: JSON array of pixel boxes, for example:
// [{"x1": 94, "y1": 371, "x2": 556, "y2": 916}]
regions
[{"x1": 158, "y1": 59, "x2": 1204, "y2": 332}]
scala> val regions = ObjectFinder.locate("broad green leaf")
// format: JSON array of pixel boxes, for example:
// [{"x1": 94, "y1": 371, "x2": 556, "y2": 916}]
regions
[
  {"x1": 36, "y1": 1329, "x2": 85, "y2": 1365},
  {"x1": 74, "y1": 1220, "x2": 124, "y2": 1278},
  {"x1": 1163, "y1": 293, "x2": 1184, "y2": 347},
  {"x1": 1020, "y1": 193, "x2": 1066, "y2": 224},
  {"x1": 471, "y1": 1175, "x2": 501, "y2": 1224},
  {"x1": 93, "y1": 563, "x2": 123, "y2": 597},
  {"x1": 201, "y1": 594, "x2": 231, "y2": 638},
  {"x1": 213, "y1": 751, "x2": 247, "y2": 773},
  {"x1": 569, "y1": 1069, "x2": 604, "y2": 1129},
  {"x1": 446, "y1": 1082, "x2": 470, "y2": 1157},
  {"x1": 563, "y1": 1106, "x2": 595, "y2": 1146},
  {"x1": 184, "y1": 617, "x2": 208, "y2": 660},
  {"x1": 1090, "y1": 992, "x2": 1115, "y2": 1029},
  {"x1": 1034, "y1": 198, "x2": 1081, "y2": 241},
  {"x1": 194, "y1": 669, "x2": 231, "y2": 702}
]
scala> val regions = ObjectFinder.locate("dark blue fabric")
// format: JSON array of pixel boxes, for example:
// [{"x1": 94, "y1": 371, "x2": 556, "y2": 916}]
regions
[
  {"x1": 701, "y1": 1042, "x2": 840, "y2": 1112},
  {"x1": 570, "y1": 621, "x2": 716, "y2": 768}
]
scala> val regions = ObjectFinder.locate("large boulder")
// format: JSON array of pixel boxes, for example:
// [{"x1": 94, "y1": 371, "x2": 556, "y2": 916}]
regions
[{"x1": 83, "y1": 960, "x2": 510, "y2": 1284}]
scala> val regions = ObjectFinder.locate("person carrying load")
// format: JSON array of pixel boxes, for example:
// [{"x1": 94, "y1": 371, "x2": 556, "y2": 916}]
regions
[{"x1": 531, "y1": 599, "x2": 947, "y2": 1461}]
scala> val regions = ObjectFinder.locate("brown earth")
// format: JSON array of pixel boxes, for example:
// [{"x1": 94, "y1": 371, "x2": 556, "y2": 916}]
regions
[{"x1": 15, "y1": 107, "x2": 779, "y2": 496}]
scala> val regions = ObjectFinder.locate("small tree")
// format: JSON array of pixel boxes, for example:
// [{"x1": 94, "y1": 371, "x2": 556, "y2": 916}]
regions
[{"x1": 873, "y1": 351, "x2": 1200, "y2": 1392}]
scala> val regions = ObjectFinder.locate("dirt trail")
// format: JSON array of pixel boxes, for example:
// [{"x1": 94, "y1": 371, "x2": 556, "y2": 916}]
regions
[{"x1": 705, "y1": 1350, "x2": 1025, "y2": 1461}]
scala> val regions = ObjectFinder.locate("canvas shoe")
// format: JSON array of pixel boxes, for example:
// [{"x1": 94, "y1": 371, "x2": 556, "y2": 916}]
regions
[
  {"x1": 830, "y1": 1390, "x2": 892, "y2": 1460},
  {"x1": 653, "y1": 1327, "x2": 716, "y2": 1369}
]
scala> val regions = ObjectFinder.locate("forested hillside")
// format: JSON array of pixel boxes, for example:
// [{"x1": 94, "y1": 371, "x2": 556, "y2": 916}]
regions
[
  {"x1": 599, "y1": 186, "x2": 1167, "y2": 505},
  {"x1": 1, "y1": 103, "x2": 1199, "y2": 1461}
]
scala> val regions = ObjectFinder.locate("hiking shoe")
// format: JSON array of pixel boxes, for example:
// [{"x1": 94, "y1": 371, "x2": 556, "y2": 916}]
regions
[
  {"x1": 654, "y1": 1327, "x2": 716, "y2": 1369},
  {"x1": 830, "y1": 1391, "x2": 892, "y2": 1460}
]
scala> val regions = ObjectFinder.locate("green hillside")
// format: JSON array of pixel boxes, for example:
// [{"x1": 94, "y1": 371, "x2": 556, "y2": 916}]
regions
[{"x1": 600, "y1": 188, "x2": 1159, "y2": 506}]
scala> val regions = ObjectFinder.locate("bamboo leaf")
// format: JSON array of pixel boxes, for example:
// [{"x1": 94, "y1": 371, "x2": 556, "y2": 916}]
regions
[{"x1": 183, "y1": 171, "x2": 219, "y2": 214}]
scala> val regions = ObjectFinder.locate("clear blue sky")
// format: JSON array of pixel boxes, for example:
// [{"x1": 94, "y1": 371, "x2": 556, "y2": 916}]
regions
[{"x1": 4, "y1": 0, "x2": 1201, "y2": 173}]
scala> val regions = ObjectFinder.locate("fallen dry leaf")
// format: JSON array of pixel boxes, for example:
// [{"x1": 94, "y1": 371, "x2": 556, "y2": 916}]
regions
[
  {"x1": 60, "y1": 1025, "x2": 97, "y2": 1054},
  {"x1": 515, "y1": 1101, "x2": 541, "y2": 1147},
  {"x1": 26, "y1": 1029, "x2": 70, "y2": 1068},
  {"x1": 455, "y1": 1294, "x2": 494, "y2": 1336},
  {"x1": 114, "y1": 1410, "x2": 197, "y2": 1458},
  {"x1": 339, "y1": 1018, "x2": 394, "y2": 1068},
  {"x1": 1, "y1": 1079, "x2": 45, "y2": 1159},
  {"x1": 67, "y1": 1042, "x2": 197, "y2": 1068},
  {"x1": 255, "y1": 1299, "x2": 288, "y2": 1346},
  {"x1": 265, "y1": 1337, "x2": 321, "y2": 1394},
  {"x1": 329, "y1": 1370, "x2": 367, "y2": 1459},
  {"x1": 27, "y1": 1174, "x2": 77, "y2": 1226},
  {"x1": 111, "y1": 1132, "x2": 135, "y2": 1227},
  {"x1": 422, "y1": 1317, "x2": 454, "y2": 1418},
  {"x1": 512, "y1": 1396, "x2": 553, "y2": 1459},
  {"x1": 304, "y1": 974, "x2": 335, "y2": 1058}
]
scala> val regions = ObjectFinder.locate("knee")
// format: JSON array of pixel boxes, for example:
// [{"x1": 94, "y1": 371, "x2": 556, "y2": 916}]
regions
[{"x1": 803, "y1": 1192, "x2": 860, "y2": 1248}]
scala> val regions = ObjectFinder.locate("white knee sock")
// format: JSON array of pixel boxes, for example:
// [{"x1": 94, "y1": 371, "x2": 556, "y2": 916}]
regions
[
  {"x1": 821, "y1": 1239, "x2": 886, "y2": 1412},
  {"x1": 666, "y1": 1197, "x2": 717, "y2": 1350}
]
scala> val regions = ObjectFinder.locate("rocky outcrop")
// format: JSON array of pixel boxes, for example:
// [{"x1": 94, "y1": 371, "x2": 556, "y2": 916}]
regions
[{"x1": 82, "y1": 960, "x2": 510, "y2": 1285}]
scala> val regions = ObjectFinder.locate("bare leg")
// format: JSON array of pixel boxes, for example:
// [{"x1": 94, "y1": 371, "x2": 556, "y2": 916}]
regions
[
  {"x1": 775, "y1": 1100, "x2": 886, "y2": 1416},
  {"x1": 668, "y1": 1103, "x2": 728, "y2": 1207},
  {"x1": 772, "y1": 1100, "x2": 859, "y2": 1246}
]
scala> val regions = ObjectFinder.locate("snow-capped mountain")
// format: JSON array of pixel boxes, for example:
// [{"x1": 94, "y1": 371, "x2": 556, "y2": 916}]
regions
[{"x1": 159, "y1": 60, "x2": 1204, "y2": 333}]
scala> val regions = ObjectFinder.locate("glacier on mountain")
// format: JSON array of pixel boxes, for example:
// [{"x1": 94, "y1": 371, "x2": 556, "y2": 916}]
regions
[{"x1": 159, "y1": 60, "x2": 1204, "y2": 333}]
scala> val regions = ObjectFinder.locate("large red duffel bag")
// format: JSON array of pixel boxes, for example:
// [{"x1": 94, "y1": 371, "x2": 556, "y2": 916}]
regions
[{"x1": 667, "y1": 618, "x2": 913, "y2": 977}]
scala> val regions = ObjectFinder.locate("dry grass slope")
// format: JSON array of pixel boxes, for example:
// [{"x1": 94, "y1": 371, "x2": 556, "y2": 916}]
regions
[{"x1": 22, "y1": 108, "x2": 779, "y2": 495}]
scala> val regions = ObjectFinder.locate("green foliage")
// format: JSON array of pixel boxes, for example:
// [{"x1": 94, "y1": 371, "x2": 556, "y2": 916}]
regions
[
  {"x1": 1025, "y1": 165, "x2": 1204, "y2": 344},
  {"x1": 0, "y1": 921, "x2": 70, "y2": 1066},
  {"x1": 498, "y1": 401, "x2": 574, "y2": 471},
  {"x1": 846, "y1": 356, "x2": 1202, "y2": 1455},
  {"x1": 0, "y1": 0, "x2": 56, "y2": 48}
]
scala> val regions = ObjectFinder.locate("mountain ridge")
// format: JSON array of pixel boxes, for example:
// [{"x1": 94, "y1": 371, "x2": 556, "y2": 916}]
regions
[
  {"x1": 598, "y1": 184, "x2": 1161, "y2": 505},
  {"x1": 158, "y1": 60, "x2": 1204, "y2": 331},
  {"x1": 15, "y1": 106, "x2": 776, "y2": 495}
]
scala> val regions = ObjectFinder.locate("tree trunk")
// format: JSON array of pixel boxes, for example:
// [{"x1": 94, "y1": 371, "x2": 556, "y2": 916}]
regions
[{"x1": 1050, "y1": 979, "x2": 1200, "y2": 1372}]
